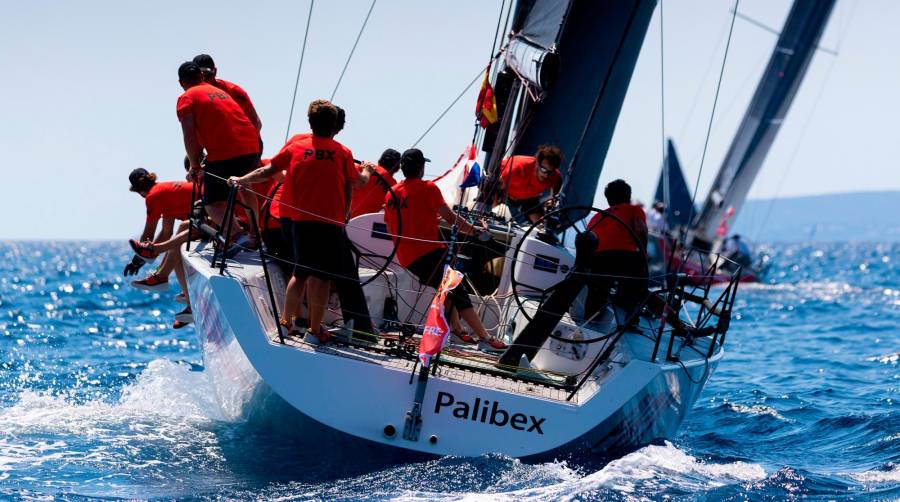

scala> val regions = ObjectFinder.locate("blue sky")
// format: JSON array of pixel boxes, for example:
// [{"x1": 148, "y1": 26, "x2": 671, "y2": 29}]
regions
[{"x1": 1, "y1": 0, "x2": 896, "y2": 239}]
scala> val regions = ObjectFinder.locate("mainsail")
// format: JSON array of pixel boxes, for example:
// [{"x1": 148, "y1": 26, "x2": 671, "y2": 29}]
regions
[
  {"x1": 491, "y1": 0, "x2": 657, "y2": 208},
  {"x1": 654, "y1": 139, "x2": 695, "y2": 230},
  {"x1": 692, "y1": 0, "x2": 836, "y2": 245}
]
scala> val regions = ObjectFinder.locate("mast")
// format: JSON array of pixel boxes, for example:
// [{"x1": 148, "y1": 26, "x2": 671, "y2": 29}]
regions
[
  {"x1": 479, "y1": 0, "x2": 657, "y2": 208},
  {"x1": 691, "y1": 0, "x2": 835, "y2": 246}
]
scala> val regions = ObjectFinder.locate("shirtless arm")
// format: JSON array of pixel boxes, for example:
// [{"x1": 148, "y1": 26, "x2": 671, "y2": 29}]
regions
[
  {"x1": 230, "y1": 162, "x2": 278, "y2": 186},
  {"x1": 355, "y1": 163, "x2": 374, "y2": 188},
  {"x1": 438, "y1": 204, "x2": 479, "y2": 235},
  {"x1": 344, "y1": 181, "x2": 354, "y2": 221},
  {"x1": 140, "y1": 217, "x2": 159, "y2": 243},
  {"x1": 155, "y1": 217, "x2": 175, "y2": 244}
]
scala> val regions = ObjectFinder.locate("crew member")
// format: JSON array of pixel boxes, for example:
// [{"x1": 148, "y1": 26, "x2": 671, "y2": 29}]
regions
[
  {"x1": 722, "y1": 234, "x2": 752, "y2": 269},
  {"x1": 349, "y1": 148, "x2": 401, "y2": 218},
  {"x1": 497, "y1": 144, "x2": 563, "y2": 223},
  {"x1": 384, "y1": 149, "x2": 507, "y2": 351},
  {"x1": 229, "y1": 99, "x2": 370, "y2": 344},
  {"x1": 126, "y1": 168, "x2": 194, "y2": 328},
  {"x1": 647, "y1": 201, "x2": 666, "y2": 234},
  {"x1": 176, "y1": 61, "x2": 260, "y2": 237},
  {"x1": 584, "y1": 179, "x2": 649, "y2": 320},
  {"x1": 193, "y1": 54, "x2": 262, "y2": 132}
]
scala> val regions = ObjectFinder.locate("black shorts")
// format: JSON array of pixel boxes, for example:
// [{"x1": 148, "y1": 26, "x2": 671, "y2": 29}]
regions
[
  {"x1": 508, "y1": 196, "x2": 544, "y2": 221},
  {"x1": 407, "y1": 248, "x2": 473, "y2": 311},
  {"x1": 285, "y1": 220, "x2": 345, "y2": 280},
  {"x1": 202, "y1": 153, "x2": 261, "y2": 204}
]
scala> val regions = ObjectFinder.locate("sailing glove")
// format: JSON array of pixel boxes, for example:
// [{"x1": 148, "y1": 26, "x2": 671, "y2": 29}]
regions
[{"x1": 123, "y1": 255, "x2": 146, "y2": 276}]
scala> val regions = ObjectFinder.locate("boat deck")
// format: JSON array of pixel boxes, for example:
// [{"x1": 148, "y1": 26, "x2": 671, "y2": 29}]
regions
[
  {"x1": 184, "y1": 242, "x2": 684, "y2": 405},
  {"x1": 268, "y1": 328, "x2": 582, "y2": 402}
]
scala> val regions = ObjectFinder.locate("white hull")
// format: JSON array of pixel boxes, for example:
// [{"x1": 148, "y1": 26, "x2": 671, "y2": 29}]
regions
[{"x1": 183, "y1": 236, "x2": 722, "y2": 460}]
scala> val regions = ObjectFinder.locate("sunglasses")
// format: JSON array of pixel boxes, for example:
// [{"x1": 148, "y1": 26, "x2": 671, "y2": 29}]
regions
[{"x1": 537, "y1": 164, "x2": 554, "y2": 175}]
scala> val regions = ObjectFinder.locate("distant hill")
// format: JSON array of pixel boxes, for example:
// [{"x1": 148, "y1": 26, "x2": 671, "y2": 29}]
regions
[{"x1": 730, "y1": 191, "x2": 900, "y2": 243}]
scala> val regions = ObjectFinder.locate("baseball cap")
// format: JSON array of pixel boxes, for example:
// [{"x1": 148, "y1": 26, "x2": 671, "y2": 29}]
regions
[
  {"x1": 400, "y1": 148, "x2": 430, "y2": 167},
  {"x1": 178, "y1": 61, "x2": 202, "y2": 81},
  {"x1": 129, "y1": 168, "x2": 150, "y2": 191},
  {"x1": 192, "y1": 54, "x2": 215, "y2": 73},
  {"x1": 378, "y1": 148, "x2": 401, "y2": 168}
]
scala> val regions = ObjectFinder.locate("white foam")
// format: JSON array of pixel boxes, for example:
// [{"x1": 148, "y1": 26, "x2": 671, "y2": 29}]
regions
[
  {"x1": 0, "y1": 359, "x2": 234, "y2": 476},
  {"x1": 0, "y1": 359, "x2": 227, "y2": 434},
  {"x1": 729, "y1": 403, "x2": 789, "y2": 421},
  {"x1": 848, "y1": 464, "x2": 900, "y2": 484},
  {"x1": 865, "y1": 352, "x2": 899, "y2": 365},
  {"x1": 390, "y1": 443, "x2": 766, "y2": 501}
]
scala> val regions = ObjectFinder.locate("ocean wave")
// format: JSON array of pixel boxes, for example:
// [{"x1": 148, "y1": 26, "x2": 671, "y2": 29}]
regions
[
  {"x1": 0, "y1": 359, "x2": 225, "y2": 433},
  {"x1": 0, "y1": 359, "x2": 233, "y2": 496},
  {"x1": 386, "y1": 443, "x2": 766, "y2": 501},
  {"x1": 865, "y1": 352, "x2": 900, "y2": 365},
  {"x1": 727, "y1": 403, "x2": 789, "y2": 422},
  {"x1": 849, "y1": 467, "x2": 900, "y2": 484}
]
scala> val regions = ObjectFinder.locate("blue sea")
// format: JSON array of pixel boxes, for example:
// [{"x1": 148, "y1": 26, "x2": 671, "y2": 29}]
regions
[{"x1": 1, "y1": 241, "x2": 898, "y2": 500}]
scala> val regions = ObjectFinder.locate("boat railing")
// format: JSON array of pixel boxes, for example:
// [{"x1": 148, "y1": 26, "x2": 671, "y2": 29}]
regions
[
  {"x1": 653, "y1": 247, "x2": 741, "y2": 362},
  {"x1": 563, "y1": 247, "x2": 740, "y2": 401},
  {"x1": 192, "y1": 185, "x2": 284, "y2": 342}
]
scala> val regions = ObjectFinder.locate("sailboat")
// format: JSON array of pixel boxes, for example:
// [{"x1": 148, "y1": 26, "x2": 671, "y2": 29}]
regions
[
  {"x1": 180, "y1": 0, "x2": 740, "y2": 460},
  {"x1": 651, "y1": 0, "x2": 835, "y2": 284}
]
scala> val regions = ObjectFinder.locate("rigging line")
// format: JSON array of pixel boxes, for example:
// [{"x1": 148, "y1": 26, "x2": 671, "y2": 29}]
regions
[
  {"x1": 677, "y1": 14, "x2": 732, "y2": 140},
  {"x1": 284, "y1": 0, "x2": 315, "y2": 144},
  {"x1": 750, "y1": 0, "x2": 856, "y2": 240},
  {"x1": 501, "y1": 0, "x2": 515, "y2": 43},
  {"x1": 488, "y1": 0, "x2": 507, "y2": 62},
  {"x1": 330, "y1": 0, "x2": 377, "y2": 102},
  {"x1": 558, "y1": 0, "x2": 645, "y2": 198},
  {"x1": 683, "y1": 0, "x2": 740, "y2": 240},
  {"x1": 411, "y1": 67, "x2": 486, "y2": 148},
  {"x1": 732, "y1": 10, "x2": 839, "y2": 55},
  {"x1": 751, "y1": 42, "x2": 843, "y2": 241},
  {"x1": 659, "y1": 0, "x2": 669, "y2": 235}
]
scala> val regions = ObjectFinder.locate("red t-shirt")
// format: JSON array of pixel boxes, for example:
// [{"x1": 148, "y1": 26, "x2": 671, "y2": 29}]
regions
[
  {"x1": 176, "y1": 83, "x2": 260, "y2": 162},
  {"x1": 384, "y1": 178, "x2": 446, "y2": 267},
  {"x1": 588, "y1": 203, "x2": 647, "y2": 253},
  {"x1": 210, "y1": 79, "x2": 256, "y2": 126},
  {"x1": 500, "y1": 155, "x2": 562, "y2": 200},
  {"x1": 271, "y1": 135, "x2": 358, "y2": 226},
  {"x1": 350, "y1": 164, "x2": 397, "y2": 218},
  {"x1": 145, "y1": 181, "x2": 194, "y2": 223}
]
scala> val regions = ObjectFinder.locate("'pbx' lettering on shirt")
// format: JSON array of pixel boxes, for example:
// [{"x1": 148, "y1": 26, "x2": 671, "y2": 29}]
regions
[
  {"x1": 302, "y1": 149, "x2": 336, "y2": 161},
  {"x1": 206, "y1": 91, "x2": 230, "y2": 101}
]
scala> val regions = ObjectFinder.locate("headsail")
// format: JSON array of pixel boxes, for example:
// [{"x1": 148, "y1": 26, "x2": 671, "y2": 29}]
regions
[
  {"x1": 507, "y1": 0, "x2": 658, "y2": 208},
  {"x1": 654, "y1": 139, "x2": 695, "y2": 229},
  {"x1": 692, "y1": 0, "x2": 836, "y2": 245}
]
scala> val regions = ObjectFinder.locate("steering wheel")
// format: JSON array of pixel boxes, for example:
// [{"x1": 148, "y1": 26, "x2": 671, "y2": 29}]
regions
[
  {"x1": 509, "y1": 205, "x2": 647, "y2": 324},
  {"x1": 347, "y1": 169, "x2": 401, "y2": 287}
]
